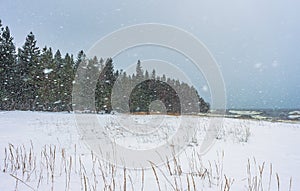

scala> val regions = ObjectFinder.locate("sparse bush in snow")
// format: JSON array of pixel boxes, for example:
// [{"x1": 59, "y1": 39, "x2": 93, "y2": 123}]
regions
[{"x1": 216, "y1": 120, "x2": 251, "y2": 143}]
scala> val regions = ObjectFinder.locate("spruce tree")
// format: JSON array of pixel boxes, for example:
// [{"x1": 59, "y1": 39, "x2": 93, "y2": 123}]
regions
[
  {"x1": 62, "y1": 53, "x2": 75, "y2": 112},
  {"x1": 39, "y1": 47, "x2": 54, "y2": 110},
  {"x1": 136, "y1": 60, "x2": 143, "y2": 81},
  {"x1": 151, "y1": 69, "x2": 156, "y2": 79},
  {"x1": 145, "y1": 70, "x2": 149, "y2": 80},
  {"x1": 52, "y1": 50, "x2": 63, "y2": 110},
  {"x1": 74, "y1": 50, "x2": 85, "y2": 71},
  {"x1": 0, "y1": 25, "x2": 16, "y2": 109},
  {"x1": 95, "y1": 58, "x2": 115, "y2": 113},
  {"x1": 17, "y1": 32, "x2": 40, "y2": 110}
]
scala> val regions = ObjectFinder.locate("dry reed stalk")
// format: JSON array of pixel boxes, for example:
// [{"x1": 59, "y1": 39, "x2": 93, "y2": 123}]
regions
[
  {"x1": 223, "y1": 175, "x2": 234, "y2": 191},
  {"x1": 186, "y1": 174, "x2": 191, "y2": 191},
  {"x1": 10, "y1": 173, "x2": 36, "y2": 191},
  {"x1": 276, "y1": 173, "x2": 280, "y2": 191},
  {"x1": 268, "y1": 163, "x2": 273, "y2": 191},
  {"x1": 191, "y1": 174, "x2": 196, "y2": 191},
  {"x1": 123, "y1": 167, "x2": 127, "y2": 191},
  {"x1": 289, "y1": 177, "x2": 292, "y2": 191},
  {"x1": 141, "y1": 168, "x2": 145, "y2": 191},
  {"x1": 150, "y1": 163, "x2": 161, "y2": 191}
]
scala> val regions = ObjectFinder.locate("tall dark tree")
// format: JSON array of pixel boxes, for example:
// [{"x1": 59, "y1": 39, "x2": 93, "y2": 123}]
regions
[
  {"x1": 145, "y1": 70, "x2": 149, "y2": 80},
  {"x1": 61, "y1": 53, "x2": 75, "y2": 112},
  {"x1": 151, "y1": 69, "x2": 156, "y2": 79},
  {"x1": 0, "y1": 24, "x2": 16, "y2": 109},
  {"x1": 74, "y1": 50, "x2": 85, "y2": 71},
  {"x1": 95, "y1": 58, "x2": 115, "y2": 113},
  {"x1": 52, "y1": 49, "x2": 64, "y2": 110},
  {"x1": 17, "y1": 32, "x2": 40, "y2": 110},
  {"x1": 136, "y1": 60, "x2": 143, "y2": 81},
  {"x1": 38, "y1": 46, "x2": 55, "y2": 110}
]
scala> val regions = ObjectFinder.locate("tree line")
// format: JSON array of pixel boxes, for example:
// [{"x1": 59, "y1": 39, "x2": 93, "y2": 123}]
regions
[{"x1": 0, "y1": 20, "x2": 209, "y2": 113}]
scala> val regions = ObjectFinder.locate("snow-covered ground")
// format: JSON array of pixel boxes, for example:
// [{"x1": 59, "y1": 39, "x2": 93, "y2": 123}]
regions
[{"x1": 0, "y1": 111, "x2": 299, "y2": 190}]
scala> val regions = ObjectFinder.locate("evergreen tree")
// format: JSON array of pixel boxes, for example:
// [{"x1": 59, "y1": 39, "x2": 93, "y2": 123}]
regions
[
  {"x1": 136, "y1": 60, "x2": 143, "y2": 81},
  {"x1": 151, "y1": 69, "x2": 156, "y2": 79},
  {"x1": 17, "y1": 32, "x2": 40, "y2": 110},
  {"x1": 74, "y1": 50, "x2": 85, "y2": 71},
  {"x1": 0, "y1": 24, "x2": 16, "y2": 109},
  {"x1": 145, "y1": 70, "x2": 149, "y2": 80},
  {"x1": 95, "y1": 58, "x2": 115, "y2": 113},
  {"x1": 85, "y1": 56, "x2": 100, "y2": 112},
  {"x1": 161, "y1": 74, "x2": 166, "y2": 82},
  {"x1": 53, "y1": 49, "x2": 64, "y2": 110},
  {"x1": 72, "y1": 54, "x2": 100, "y2": 112},
  {"x1": 38, "y1": 47, "x2": 55, "y2": 110},
  {"x1": 62, "y1": 53, "x2": 75, "y2": 112}
]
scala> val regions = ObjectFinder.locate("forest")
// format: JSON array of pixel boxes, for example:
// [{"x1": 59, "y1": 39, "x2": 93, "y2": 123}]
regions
[{"x1": 0, "y1": 19, "x2": 209, "y2": 114}]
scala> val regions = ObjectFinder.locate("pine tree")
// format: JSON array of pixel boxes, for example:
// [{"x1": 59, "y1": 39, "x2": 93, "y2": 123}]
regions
[
  {"x1": 95, "y1": 58, "x2": 115, "y2": 113},
  {"x1": 74, "y1": 50, "x2": 85, "y2": 71},
  {"x1": 161, "y1": 74, "x2": 166, "y2": 82},
  {"x1": 52, "y1": 49, "x2": 64, "y2": 111},
  {"x1": 62, "y1": 53, "x2": 75, "y2": 112},
  {"x1": 113, "y1": 71, "x2": 130, "y2": 112},
  {"x1": 151, "y1": 69, "x2": 156, "y2": 79},
  {"x1": 0, "y1": 24, "x2": 16, "y2": 109},
  {"x1": 17, "y1": 32, "x2": 40, "y2": 110},
  {"x1": 145, "y1": 70, "x2": 149, "y2": 80},
  {"x1": 136, "y1": 60, "x2": 143, "y2": 81},
  {"x1": 85, "y1": 56, "x2": 100, "y2": 112},
  {"x1": 38, "y1": 46, "x2": 55, "y2": 110}
]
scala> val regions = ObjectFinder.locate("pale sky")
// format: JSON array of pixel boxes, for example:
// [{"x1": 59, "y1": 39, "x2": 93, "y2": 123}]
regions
[{"x1": 1, "y1": 0, "x2": 300, "y2": 109}]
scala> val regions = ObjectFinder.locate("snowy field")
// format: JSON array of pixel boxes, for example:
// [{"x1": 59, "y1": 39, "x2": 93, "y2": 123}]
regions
[{"x1": 0, "y1": 111, "x2": 299, "y2": 190}]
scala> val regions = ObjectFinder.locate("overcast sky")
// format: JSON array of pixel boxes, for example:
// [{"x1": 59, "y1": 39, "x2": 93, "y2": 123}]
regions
[{"x1": 1, "y1": 0, "x2": 300, "y2": 109}]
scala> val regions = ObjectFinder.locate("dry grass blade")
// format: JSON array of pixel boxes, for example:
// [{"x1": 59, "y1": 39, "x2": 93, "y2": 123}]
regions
[
  {"x1": 268, "y1": 163, "x2": 273, "y2": 191},
  {"x1": 123, "y1": 167, "x2": 127, "y2": 191},
  {"x1": 289, "y1": 177, "x2": 292, "y2": 191},
  {"x1": 10, "y1": 173, "x2": 36, "y2": 191},
  {"x1": 223, "y1": 175, "x2": 234, "y2": 191},
  {"x1": 276, "y1": 173, "x2": 280, "y2": 191},
  {"x1": 149, "y1": 161, "x2": 176, "y2": 190},
  {"x1": 186, "y1": 174, "x2": 190, "y2": 191},
  {"x1": 141, "y1": 168, "x2": 145, "y2": 191},
  {"x1": 150, "y1": 162, "x2": 161, "y2": 191}
]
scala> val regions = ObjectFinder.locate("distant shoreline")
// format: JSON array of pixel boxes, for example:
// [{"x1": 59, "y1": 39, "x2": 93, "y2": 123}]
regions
[{"x1": 1, "y1": 109, "x2": 300, "y2": 124}]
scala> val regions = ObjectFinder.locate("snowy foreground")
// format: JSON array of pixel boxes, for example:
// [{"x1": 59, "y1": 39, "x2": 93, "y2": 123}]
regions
[{"x1": 0, "y1": 111, "x2": 299, "y2": 191}]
